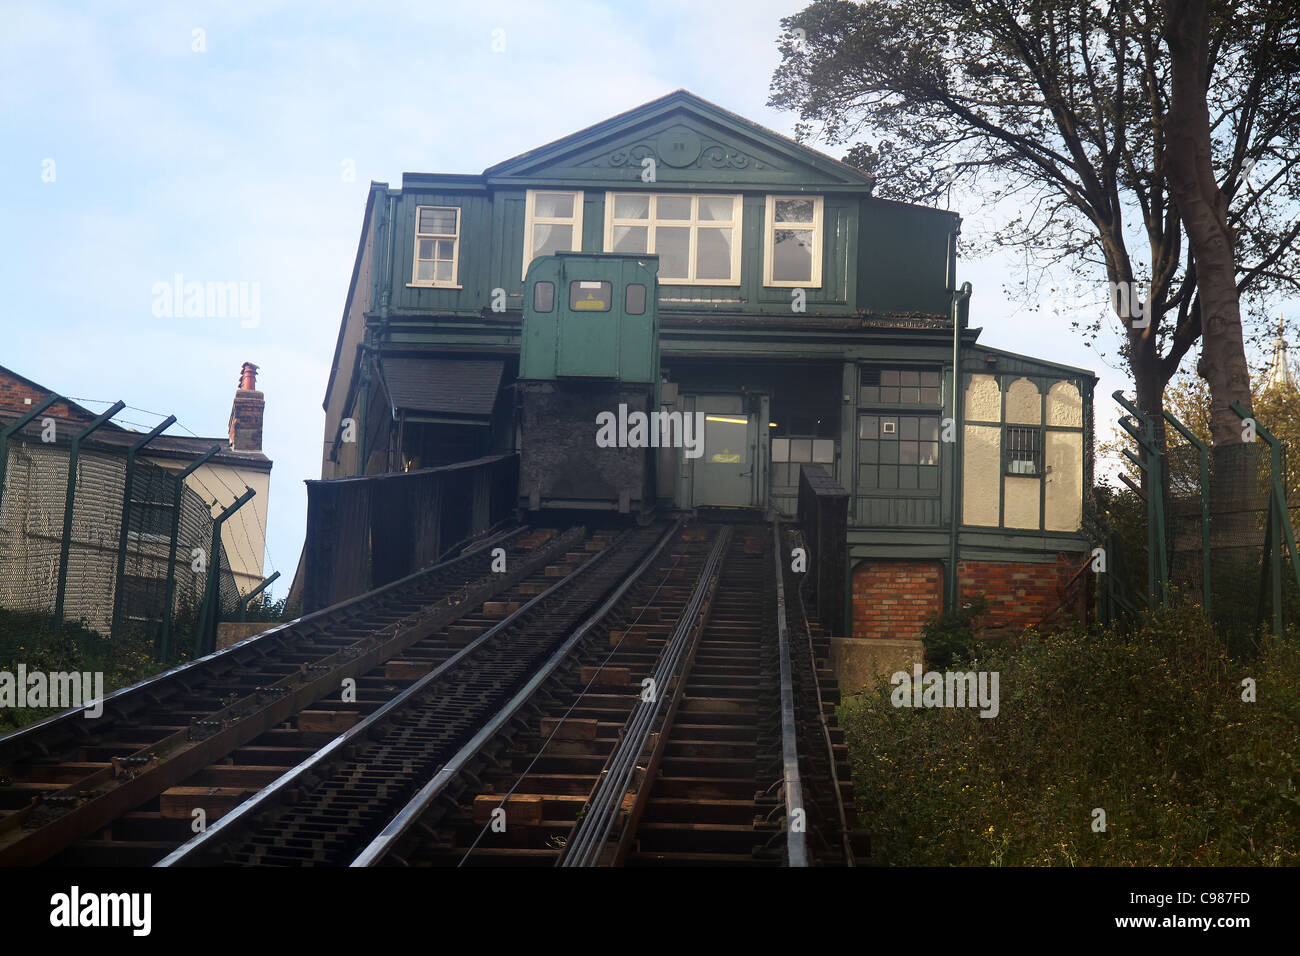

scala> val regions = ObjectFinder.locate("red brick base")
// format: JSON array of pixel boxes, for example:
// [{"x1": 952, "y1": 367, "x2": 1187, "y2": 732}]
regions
[
  {"x1": 851, "y1": 560, "x2": 943, "y2": 640},
  {"x1": 851, "y1": 555, "x2": 1087, "y2": 639},
  {"x1": 957, "y1": 556, "x2": 1082, "y2": 630}
]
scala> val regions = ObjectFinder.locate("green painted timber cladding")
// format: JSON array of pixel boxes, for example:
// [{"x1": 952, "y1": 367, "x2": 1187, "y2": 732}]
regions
[
  {"x1": 386, "y1": 188, "x2": 940, "y2": 317},
  {"x1": 858, "y1": 202, "x2": 953, "y2": 315}
]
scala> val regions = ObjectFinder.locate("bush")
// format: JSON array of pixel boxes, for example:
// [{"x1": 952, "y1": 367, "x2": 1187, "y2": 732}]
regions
[
  {"x1": 840, "y1": 601, "x2": 1300, "y2": 865},
  {"x1": 0, "y1": 607, "x2": 166, "y2": 732},
  {"x1": 920, "y1": 594, "x2": 989, "y2": 669}
]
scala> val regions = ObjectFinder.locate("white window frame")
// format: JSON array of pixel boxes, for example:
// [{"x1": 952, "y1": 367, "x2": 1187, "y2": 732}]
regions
[
  {"x1": 763, "y1": 195, "x2": 824, "y2": 288},
  {"x1": 522, "y1": 189, "x2": 584, "y2": 279},
  {"x1": 603, "y1": 192, "x2": 743, "y2": 286},
  {"x1": 410, "y1": 205, "x2": 461, "y2": 289}
]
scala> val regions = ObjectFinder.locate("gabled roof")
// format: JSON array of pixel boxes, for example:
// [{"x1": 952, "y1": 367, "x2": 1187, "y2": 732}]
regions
[
  {"x1": 482, "y1": 89, "x2": 875, "y2": 190},
  {"x1": 0, "y1": 363, "x2": 126, "y2": 428},
  {"x1": 0, "y1": 363, "x2": 271, "y2": 469}
]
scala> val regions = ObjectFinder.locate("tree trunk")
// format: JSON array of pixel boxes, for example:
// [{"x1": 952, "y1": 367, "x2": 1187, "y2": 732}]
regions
[
  {"x1": 1163, "y1": 0, "x2": 1254, "y2": 444},
  {"x1": 1163, "y1": 0, "x2": 1262, "y2": 570}
]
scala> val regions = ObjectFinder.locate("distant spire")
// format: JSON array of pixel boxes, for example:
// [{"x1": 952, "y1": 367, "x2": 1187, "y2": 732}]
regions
[{"x1": 1264, "y1": 314, "x2": 1294, "y2": 392}]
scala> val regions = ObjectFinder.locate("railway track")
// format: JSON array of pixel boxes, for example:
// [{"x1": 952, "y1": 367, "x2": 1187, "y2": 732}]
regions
[
  {"x1": 0, "y1": 523, "x2": 596, "y2": 866},
  {"x1": 159, "y1": 521, "x2": 674, "y2": 866},
  {"x1": 354, "y1": 521, "x2": 855, "y2": 867},
  {"x1": 2, "y1": 516, "x2": 855, "y2": 868},
  {"x1": 350, "y1": 522, "x2": 725, "y2": 866}
]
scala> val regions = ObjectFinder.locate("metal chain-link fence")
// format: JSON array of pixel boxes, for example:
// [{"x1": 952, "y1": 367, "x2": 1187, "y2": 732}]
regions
[{"x1": 0, "y1": 433, "x2": 240, "y2": 661}]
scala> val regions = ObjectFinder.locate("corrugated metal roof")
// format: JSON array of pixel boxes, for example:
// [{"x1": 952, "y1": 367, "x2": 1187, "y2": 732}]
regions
[{"x1": 380, "y1": 357, "x2": 504, "y2": 420}]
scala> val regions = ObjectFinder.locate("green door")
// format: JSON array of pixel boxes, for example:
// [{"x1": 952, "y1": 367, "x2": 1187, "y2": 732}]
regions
[
  {"x1": 692, "y1": 396, "x2": 758, "y2": 507},
  {"x1": 557, "y1": 259, "x2": 621, "y2": 378}
]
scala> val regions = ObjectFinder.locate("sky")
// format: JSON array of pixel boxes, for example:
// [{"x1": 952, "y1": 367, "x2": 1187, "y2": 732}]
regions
[{"x1": 2, "y1": 0, "x2": 1275, "y2": 598}]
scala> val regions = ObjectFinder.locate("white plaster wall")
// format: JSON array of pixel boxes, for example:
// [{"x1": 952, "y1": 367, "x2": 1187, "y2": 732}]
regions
[
  {"x1": 1046, "y1": 381, "x2": 1083, "y2": 427},
  {"x1": 965, "y1": 374, "x2": 1001, "y2": 422},
  {"x1": 1005, "y1": 377, "x2": 1041, "y2": 425},
  {"x1": 1003, "y1": 475, "x2": 1041, "y2": 529},
  {"x1": 1045, "y1": 430, "x2": 1083, "y2": 531},
  {"x1": 963, "y1": 424, "x2": 1001, "y2": 526}
]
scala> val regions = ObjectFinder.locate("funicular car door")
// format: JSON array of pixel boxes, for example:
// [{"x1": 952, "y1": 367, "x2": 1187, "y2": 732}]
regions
[{"x1": 557, "y1": 258, "x2": 623, "y2": 378}]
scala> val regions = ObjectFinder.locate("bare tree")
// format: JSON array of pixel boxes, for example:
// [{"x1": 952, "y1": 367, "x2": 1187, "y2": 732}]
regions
[{"x1": 771, "y1": 0, "x2": 1300, "y2": 464}]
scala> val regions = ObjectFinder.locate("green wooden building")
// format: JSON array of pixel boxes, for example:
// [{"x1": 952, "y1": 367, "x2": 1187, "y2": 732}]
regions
[{"x1": 319, "y1": 90, "x2": 1096, "y2": 643}]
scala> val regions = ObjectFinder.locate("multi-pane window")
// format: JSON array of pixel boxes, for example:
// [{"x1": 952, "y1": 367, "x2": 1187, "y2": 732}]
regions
[
  {"x1": 771, "y1": 437, "x2": 835, "y2": 487},
  {"x1": 1005, "y1": 425, "x2": 1042, "y2": 475},
  {"x1": 413, "y1": 206, "x2": 460, "y2": 286},
  {"x1": 604, "y1": 193, "x2": 741, "y2": 284},
  {"x1": 523, "y1": 190, "x2": 583, "y2": 277},
  {"x1": 860, "y1": 368, "x2": 942, "y2": 405},
  {"x1": 858, "y1": 414, "x2": 941, "y2": 492},
  {"x1": 764, "y1": 195, "x2": 823, "y2": 287}
]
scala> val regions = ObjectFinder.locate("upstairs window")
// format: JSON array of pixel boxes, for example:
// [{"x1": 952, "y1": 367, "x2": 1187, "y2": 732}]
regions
[
  {"x1": 764, "y1": 195, "x2": 823, "y2": 287},
  {"x1": 860, "y1": 367, "x2": 942, "y2": 406},
  {"x1": 604, "y1": 193, "x2": 742, "y2": 285},
  {"x1": 523, "y1": 190, "x2": 584, "y2": 278},
  {"x1": 1005, "y1": 425, "x2": 1042, "y2": 475},
  {"x1": 412, "y1": 206, "x2": 460, "y2": 287}
]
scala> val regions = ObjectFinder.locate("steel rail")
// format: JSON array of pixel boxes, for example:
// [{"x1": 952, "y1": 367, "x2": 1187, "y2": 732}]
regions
[
  {"x1": 772, "y1": 519, "x2": 808, "y2": 867},
  {"x1": 559, "y1": 525, "x2": 731, "y2": 867},
  {"x1": 159, "y1": 524, "x2": 658, "y2": 866},
  {"x1": 0, "y1": 522, "x2": 532, "y2": 759},
  {"x1": 351, "y1": 518, "x2": 684, "y2": 867},
  {"x1": 787, "y1": 526, "x2": 855, "y2": 866},
  {"x1": 0, "y1": 525, "x2": 555, "y2": 866}
]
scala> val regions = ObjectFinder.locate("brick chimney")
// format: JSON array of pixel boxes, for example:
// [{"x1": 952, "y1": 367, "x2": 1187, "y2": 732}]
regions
[{"x1": 228, "y1": 362, "x2": 264, "y2": 451}]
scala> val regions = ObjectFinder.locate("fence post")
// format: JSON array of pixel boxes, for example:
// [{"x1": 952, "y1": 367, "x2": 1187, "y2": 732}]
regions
[
  {"x1": 1161, "y1": 410, "x2": 1213, "y2": 621},
  {"x1": 1114, "y1": 391, "x2": 1168, "y2": 607},
  {"x1": 54, "y1": 400, "x2": 125, "y2": 631},
  {"x1": 158, "y1": 445, "x2": 222, "y2": 661},
  {"x1": 110, "y1": 415, "x2": 176, "y2": 639},
  {"x1": 1229, "y1": 400, "x2": 1300, "y2": 637},
  {"x1": 194, "y1": 486, "x2": 256, "y2": 658},
  {"x1": 237, "y1": 571, "x2": 280, "y2": 622}
]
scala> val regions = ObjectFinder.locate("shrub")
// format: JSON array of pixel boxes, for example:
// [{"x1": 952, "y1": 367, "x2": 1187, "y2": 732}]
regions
[
  {"x1": 840, "y1": 601, "x2": 1300, "y2": 865},
  {"x1": 0, "y1": 607, "x2": 165, "y2": 732},
  {"x1": 920, "y1": 594, "x2": 989, "y2": 669}
]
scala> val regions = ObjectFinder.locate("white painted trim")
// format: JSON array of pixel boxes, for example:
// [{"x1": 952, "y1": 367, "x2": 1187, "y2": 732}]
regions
[
  {"x1": 522, "y1": 189, "x2": 584, "y2": 279},
  {"x1": 602, "y1": 192, "x2": 743, "y2": 286},
  {"x1": 763, "y1": 194, "x2": 824, "y2": 288},
  {"x1": 411, "y1": 205, "x2": 461, "y2": 288}
]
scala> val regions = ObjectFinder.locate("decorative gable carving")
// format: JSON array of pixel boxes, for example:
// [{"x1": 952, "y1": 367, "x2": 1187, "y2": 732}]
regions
[
  {"x1": 484, "y1": 93, "x2": 869, "y2": 187},
  {"x1": 582, "y1": 124, "x2": 778, "y2": 173}
]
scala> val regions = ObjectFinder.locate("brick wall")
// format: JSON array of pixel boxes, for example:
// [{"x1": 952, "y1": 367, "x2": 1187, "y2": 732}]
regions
[
  {"x1": 228, "y1": 389, "x2": 264, "y2": 451},
  {"x1": 850, "y1": 555, "x2": 1087, "y2": 639},
  {"x1": 0, "y1": 369, "x2": 92, "y2": 425},
  {"x1": 851, "y1": 560, "x2": 943, "y2": 640},
  {"x1": 957, "y1": 556, "x2": 1080, "y2": 628}
]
